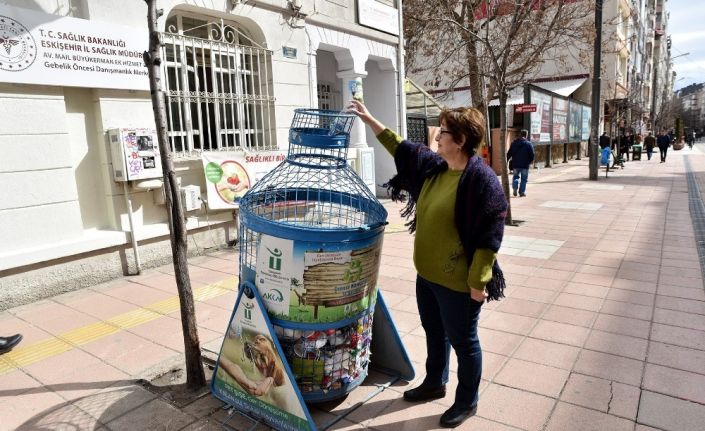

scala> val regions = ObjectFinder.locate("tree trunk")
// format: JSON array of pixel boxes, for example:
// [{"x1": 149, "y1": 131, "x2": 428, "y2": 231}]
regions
[
  {"x1": 466, "y1": 37, "x2": 486, "y2": 114},
  {"x1": 498, "y1": 91, "x2": 513, "y2": 225},
  {"x1": 143, "y1": 0, "x2": 206, "y2": 390}
]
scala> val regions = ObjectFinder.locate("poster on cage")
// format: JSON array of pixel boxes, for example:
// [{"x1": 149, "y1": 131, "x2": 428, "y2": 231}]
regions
[
  {"x1": 552, "y1": 97, "x2": 568, "y2": 143},
  {"x1": 201, "y1": 151, "x2": 285, "y2": 209},
  {"x1": 530, "y1": 90, "x2": 552, "y2": 144},
  {"x1": 256, "y1": 233, "x2": 383, "y2": 323},
  {"x1": 211, "y1": 286, "x2": 315, "y2": 431}
]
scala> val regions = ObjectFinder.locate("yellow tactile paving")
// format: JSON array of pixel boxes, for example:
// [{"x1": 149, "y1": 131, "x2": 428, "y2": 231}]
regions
[{"x1": 0, "y1": 275, "x2": 238, "y2": 376}]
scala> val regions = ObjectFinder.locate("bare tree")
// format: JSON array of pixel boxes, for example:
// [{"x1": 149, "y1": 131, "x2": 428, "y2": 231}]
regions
[
  {"x1": 404, "y1": 1, "x2": 594, "y2": 225},
  {"x1": 143, "y1": 0, "x2": 206, "y2": 390}
]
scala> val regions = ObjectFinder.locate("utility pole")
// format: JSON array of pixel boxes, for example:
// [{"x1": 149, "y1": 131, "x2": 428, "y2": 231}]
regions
[{"x1": 589, "y1": 0, "x2": 603, "y2": 180}]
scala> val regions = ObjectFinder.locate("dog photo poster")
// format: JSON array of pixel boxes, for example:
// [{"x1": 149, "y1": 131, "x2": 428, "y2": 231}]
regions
[{"x1": 211, "y1": 288, "x2": 314, "y2": 431}]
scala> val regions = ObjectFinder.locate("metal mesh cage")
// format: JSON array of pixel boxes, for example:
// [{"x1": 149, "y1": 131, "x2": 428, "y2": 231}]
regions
[
  {"x1": 238, "y1": 108, "x2": 386, "y2": 402},
  {"x1": 274, "y1": 310, "x2": 373, "y2": 401},
  {"x1": 288, "y1": 109, "x2": 357, "y2": 167}
]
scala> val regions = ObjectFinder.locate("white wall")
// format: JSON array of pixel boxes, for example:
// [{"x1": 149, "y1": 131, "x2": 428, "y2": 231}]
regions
[{"x1": 0, "y1": 84, "x2": 83, "y2": 253}]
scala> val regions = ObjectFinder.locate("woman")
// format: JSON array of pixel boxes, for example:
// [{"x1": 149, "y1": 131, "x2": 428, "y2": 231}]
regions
[{"x1": 347, "y1": 100, "x2": 507, "y2": 428}]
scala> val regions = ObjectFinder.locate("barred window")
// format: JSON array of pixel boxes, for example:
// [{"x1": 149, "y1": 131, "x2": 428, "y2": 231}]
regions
[{"x1": 162, "y1": 15, "x2": 276, "y2": 156}]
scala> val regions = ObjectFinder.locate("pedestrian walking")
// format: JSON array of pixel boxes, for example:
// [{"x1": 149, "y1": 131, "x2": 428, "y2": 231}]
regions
[
  {"x1": 0, "y1": 334, "x2": 22, "y2": 354},
  {"x1": 644, "y1": 132, "x2": 656, "y2": 161},
  {"x1": 506, "y1": 130, "x2": 535, "y2": 197},
  {"x1": 348, "y1": 99, "x2": 507, "y2": 428},
  {"x1": 657, "y1": 131, "x2": 671, "y2": 163}
]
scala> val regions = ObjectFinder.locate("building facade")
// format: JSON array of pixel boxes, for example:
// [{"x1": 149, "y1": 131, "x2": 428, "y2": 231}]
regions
[{"x1": 0, "y1": 0, "x2": 404, "y2": 309}]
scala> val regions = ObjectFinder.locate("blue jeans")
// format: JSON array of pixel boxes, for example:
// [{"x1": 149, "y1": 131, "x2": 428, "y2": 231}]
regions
[
  {"x1": 416, "y1": 275, "x2": 483, "y2": 408},
  {"x1": 512, "y1": 168, "x2": 529, "y2": 195}
]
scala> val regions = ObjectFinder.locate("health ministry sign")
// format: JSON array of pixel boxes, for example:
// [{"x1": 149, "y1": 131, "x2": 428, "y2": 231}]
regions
[{"x1": 0, "y1": 4, "x2": 149, "y2": 90}]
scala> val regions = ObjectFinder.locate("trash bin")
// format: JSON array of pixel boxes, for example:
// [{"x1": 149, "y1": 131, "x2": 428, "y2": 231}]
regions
[
  {"x1": 237, "y1": 108, "x2": 387, "y2": 402},
  {"x1": 632, "y1": 145, "x2": 642, "y2": 161}
]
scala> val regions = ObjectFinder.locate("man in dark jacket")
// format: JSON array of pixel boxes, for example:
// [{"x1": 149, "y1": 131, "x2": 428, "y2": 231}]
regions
[
  {"x1": 657, "y1": 131, "x2": 671, "y2": 163},
  {"x1": 506, "y1": 130, "x2": 535, "y2": 197}
]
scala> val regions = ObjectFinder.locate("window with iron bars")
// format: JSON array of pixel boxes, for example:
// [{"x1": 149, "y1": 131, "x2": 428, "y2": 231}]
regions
[{"x1": 162, "y1": 15, "x2": 276, "y2": 156}]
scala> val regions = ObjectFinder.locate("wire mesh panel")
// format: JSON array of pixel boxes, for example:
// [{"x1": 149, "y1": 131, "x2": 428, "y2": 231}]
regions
[{"x1": 238, "y1": 109, "x2": 387, "y2": 402}]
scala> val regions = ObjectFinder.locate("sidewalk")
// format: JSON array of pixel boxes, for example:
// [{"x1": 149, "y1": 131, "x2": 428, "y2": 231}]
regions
[{"x1": 2, "y1": 145, "x2": 705, "y2": 430}]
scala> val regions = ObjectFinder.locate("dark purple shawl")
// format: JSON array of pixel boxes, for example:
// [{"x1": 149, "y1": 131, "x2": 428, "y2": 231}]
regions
[{"x1": 385, "y1": 140, "x2": 508, "y2": 301}]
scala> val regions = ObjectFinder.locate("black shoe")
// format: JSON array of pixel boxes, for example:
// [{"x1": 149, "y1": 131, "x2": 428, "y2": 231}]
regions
[
  {"x1": 0, "y1": 334, "x2": 23, "y2": 355},
  {"x1": 520, "y1": 193, "x2": 526, "y2": 197},
  {"x1": 512, "y1": 189, "x2": 517, "y2": 197},
  {"x1": 440, "y1": 403, "x2": 478, "y2": 428},
  {"x1": 403, "y1": 384, "x2": 446, "y2": 402}
]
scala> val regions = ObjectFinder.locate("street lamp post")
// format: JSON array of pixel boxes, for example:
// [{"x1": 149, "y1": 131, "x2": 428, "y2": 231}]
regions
[{"x1": 589, "y1": 0, "x2": 603, "y2": 180}]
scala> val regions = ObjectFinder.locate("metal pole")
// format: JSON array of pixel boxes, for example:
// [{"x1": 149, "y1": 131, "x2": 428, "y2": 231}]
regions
[
  {"x1": 397, "y1": 0, "x2": 407, "y2": 137},
  {"x1": 589, "y1": 0, "x2": 603, "y2": 180},
  {"x1": 122, "y1": 182, "x2": 142, "y2": 274}
]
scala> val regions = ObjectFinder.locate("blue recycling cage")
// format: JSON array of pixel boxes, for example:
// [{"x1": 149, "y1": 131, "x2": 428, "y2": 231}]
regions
[{"x1": 238, "y1": 108, "x2": 387, "y2": 402}]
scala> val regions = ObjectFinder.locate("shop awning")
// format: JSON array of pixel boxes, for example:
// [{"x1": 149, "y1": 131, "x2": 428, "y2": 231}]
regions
[
  {"x1": 488, "y1": 77, "x2": 588, "y2": 106},
  {"x1": 488, "y1": 87, "x2": 525, "y2": 106},
  {"x1": 533, "y1": 77, "x2": 587, "y2": 97}
]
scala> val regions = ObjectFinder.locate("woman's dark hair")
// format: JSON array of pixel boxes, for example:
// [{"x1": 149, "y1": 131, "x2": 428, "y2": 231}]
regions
[{"x1": 439, "y1": 107, "x2": 486, "y2": 156}]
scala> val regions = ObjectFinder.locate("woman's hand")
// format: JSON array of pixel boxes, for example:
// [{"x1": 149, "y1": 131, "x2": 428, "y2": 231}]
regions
[
  {"x1": 470, "y1": 287, "x2": 487, "y2": 303},
  {"x1": 347, "y1": 100, "x2": 386, "y2": 135}
]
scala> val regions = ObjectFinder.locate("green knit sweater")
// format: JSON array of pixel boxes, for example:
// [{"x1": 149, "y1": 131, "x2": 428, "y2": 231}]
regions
[{"x1": 377, "y1": 129, "x2": 496, "y2": 292}]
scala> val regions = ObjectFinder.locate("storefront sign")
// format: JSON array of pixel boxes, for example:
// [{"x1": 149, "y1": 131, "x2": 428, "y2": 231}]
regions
[
  {"x1": 514, "y1": 104, "x2": 537, "y2": 113},
  {"x1": 256, "y1": 235, "x2": 383, "y2": 324},
  {"x1": 357, "y1": 0, "x2": 400, "y2": 36},
  {"x1": 211, "y1": 286, "x2": 314, "y2": 431},
  {"x1": 202, "y1": 151, "x2": 286, "y2": 210},
  {"x1": 0, "y1": 4, "x2": 149, "y2": 90}
]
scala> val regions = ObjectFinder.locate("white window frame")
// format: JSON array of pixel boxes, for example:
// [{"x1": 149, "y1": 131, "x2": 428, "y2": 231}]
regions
[{"x1": 161, "y1": 14, "x2": 276, "y2": 156}]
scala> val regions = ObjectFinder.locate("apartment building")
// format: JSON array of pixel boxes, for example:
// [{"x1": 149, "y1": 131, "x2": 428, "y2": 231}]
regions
[{"x1": 0, "y1": 0, "x2": 405, "y2": 308}]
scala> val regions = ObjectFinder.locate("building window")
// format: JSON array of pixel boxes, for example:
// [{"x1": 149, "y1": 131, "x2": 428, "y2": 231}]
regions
[{"x1": 162, "y1": 14, "x2": 276, "y2": 156}]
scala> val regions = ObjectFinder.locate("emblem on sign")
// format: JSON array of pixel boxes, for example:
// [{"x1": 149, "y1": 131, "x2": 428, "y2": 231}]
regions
[{"x1": 0, "y1": 15, "x2": 36, "y2": 71}]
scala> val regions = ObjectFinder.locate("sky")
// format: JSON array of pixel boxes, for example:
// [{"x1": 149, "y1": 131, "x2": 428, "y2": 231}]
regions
[{"x1": 667, "y1": 0, "x2": 705, "y2": 90}]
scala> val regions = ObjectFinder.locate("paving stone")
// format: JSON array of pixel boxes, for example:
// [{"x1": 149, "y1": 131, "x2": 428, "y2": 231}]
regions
[
  {"x1": 478, "y1": 328, "x2": 524, "y2": 356},
  {"x1": 643, "y1": 364, "x2": 705, "y2": 404},
  {"x1": 651, "y1": 323, "x2": 705, "y2": 350},
  {"x1": 584, "y1": 330, "x2": 649, "y2": 360},
  {"x1": 480, "y1": 311, "x2": 537, "y2": 336},
  {"x1": 655, "y1": 295, "x2": 705, "y2": 315},
  {"x1": 638, "y1": 390, "x2": 705, "y2": 431},
  {"x1": 545, "y1": 402, "x2": 633, "y2": 431},
  {"x1": 560, "y1": 373, "x2": 639, "y2": 420},
  {"x1": 493, "y1": 358, "x2": 569, "y2": 397},
  {"x1": 600, "y1": 300, "x2": 653, "y2": 321},
  {"x1": 105, "y1": 398, "x2": 196, "y2": 430},
  {"x1": 552, "y1": 292, "x2": 603, "y2": 312},
  {"x1": 513, "y1": 338, "x2": 581, "y2": 370},
  {"x1": 592, "y1": 313, "x2": 651, "y2": 339},
  {"x1": 653, "y1": 308, "x2": 705, "y2": 331},
  {"x1": 573, "y1": 350, "x2": 644, "y2": 386},
  {"x1": 541, "y1": 305, "x2": 597, "y2": 327},
  {"x1": 476, "y1": 384, "x2": 555, "y2": 431},
  {"x1": 647, "y1": 341, "x2": 705, "y2": 375},
  {"x1": 530, "y1": 320, "x2": 590, "y2": 347}
]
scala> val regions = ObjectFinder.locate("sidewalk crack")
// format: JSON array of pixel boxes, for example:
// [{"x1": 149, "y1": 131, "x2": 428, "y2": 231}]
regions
[{"x1": 607, "y1": 380, "x2": 615, "y2": 413}]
